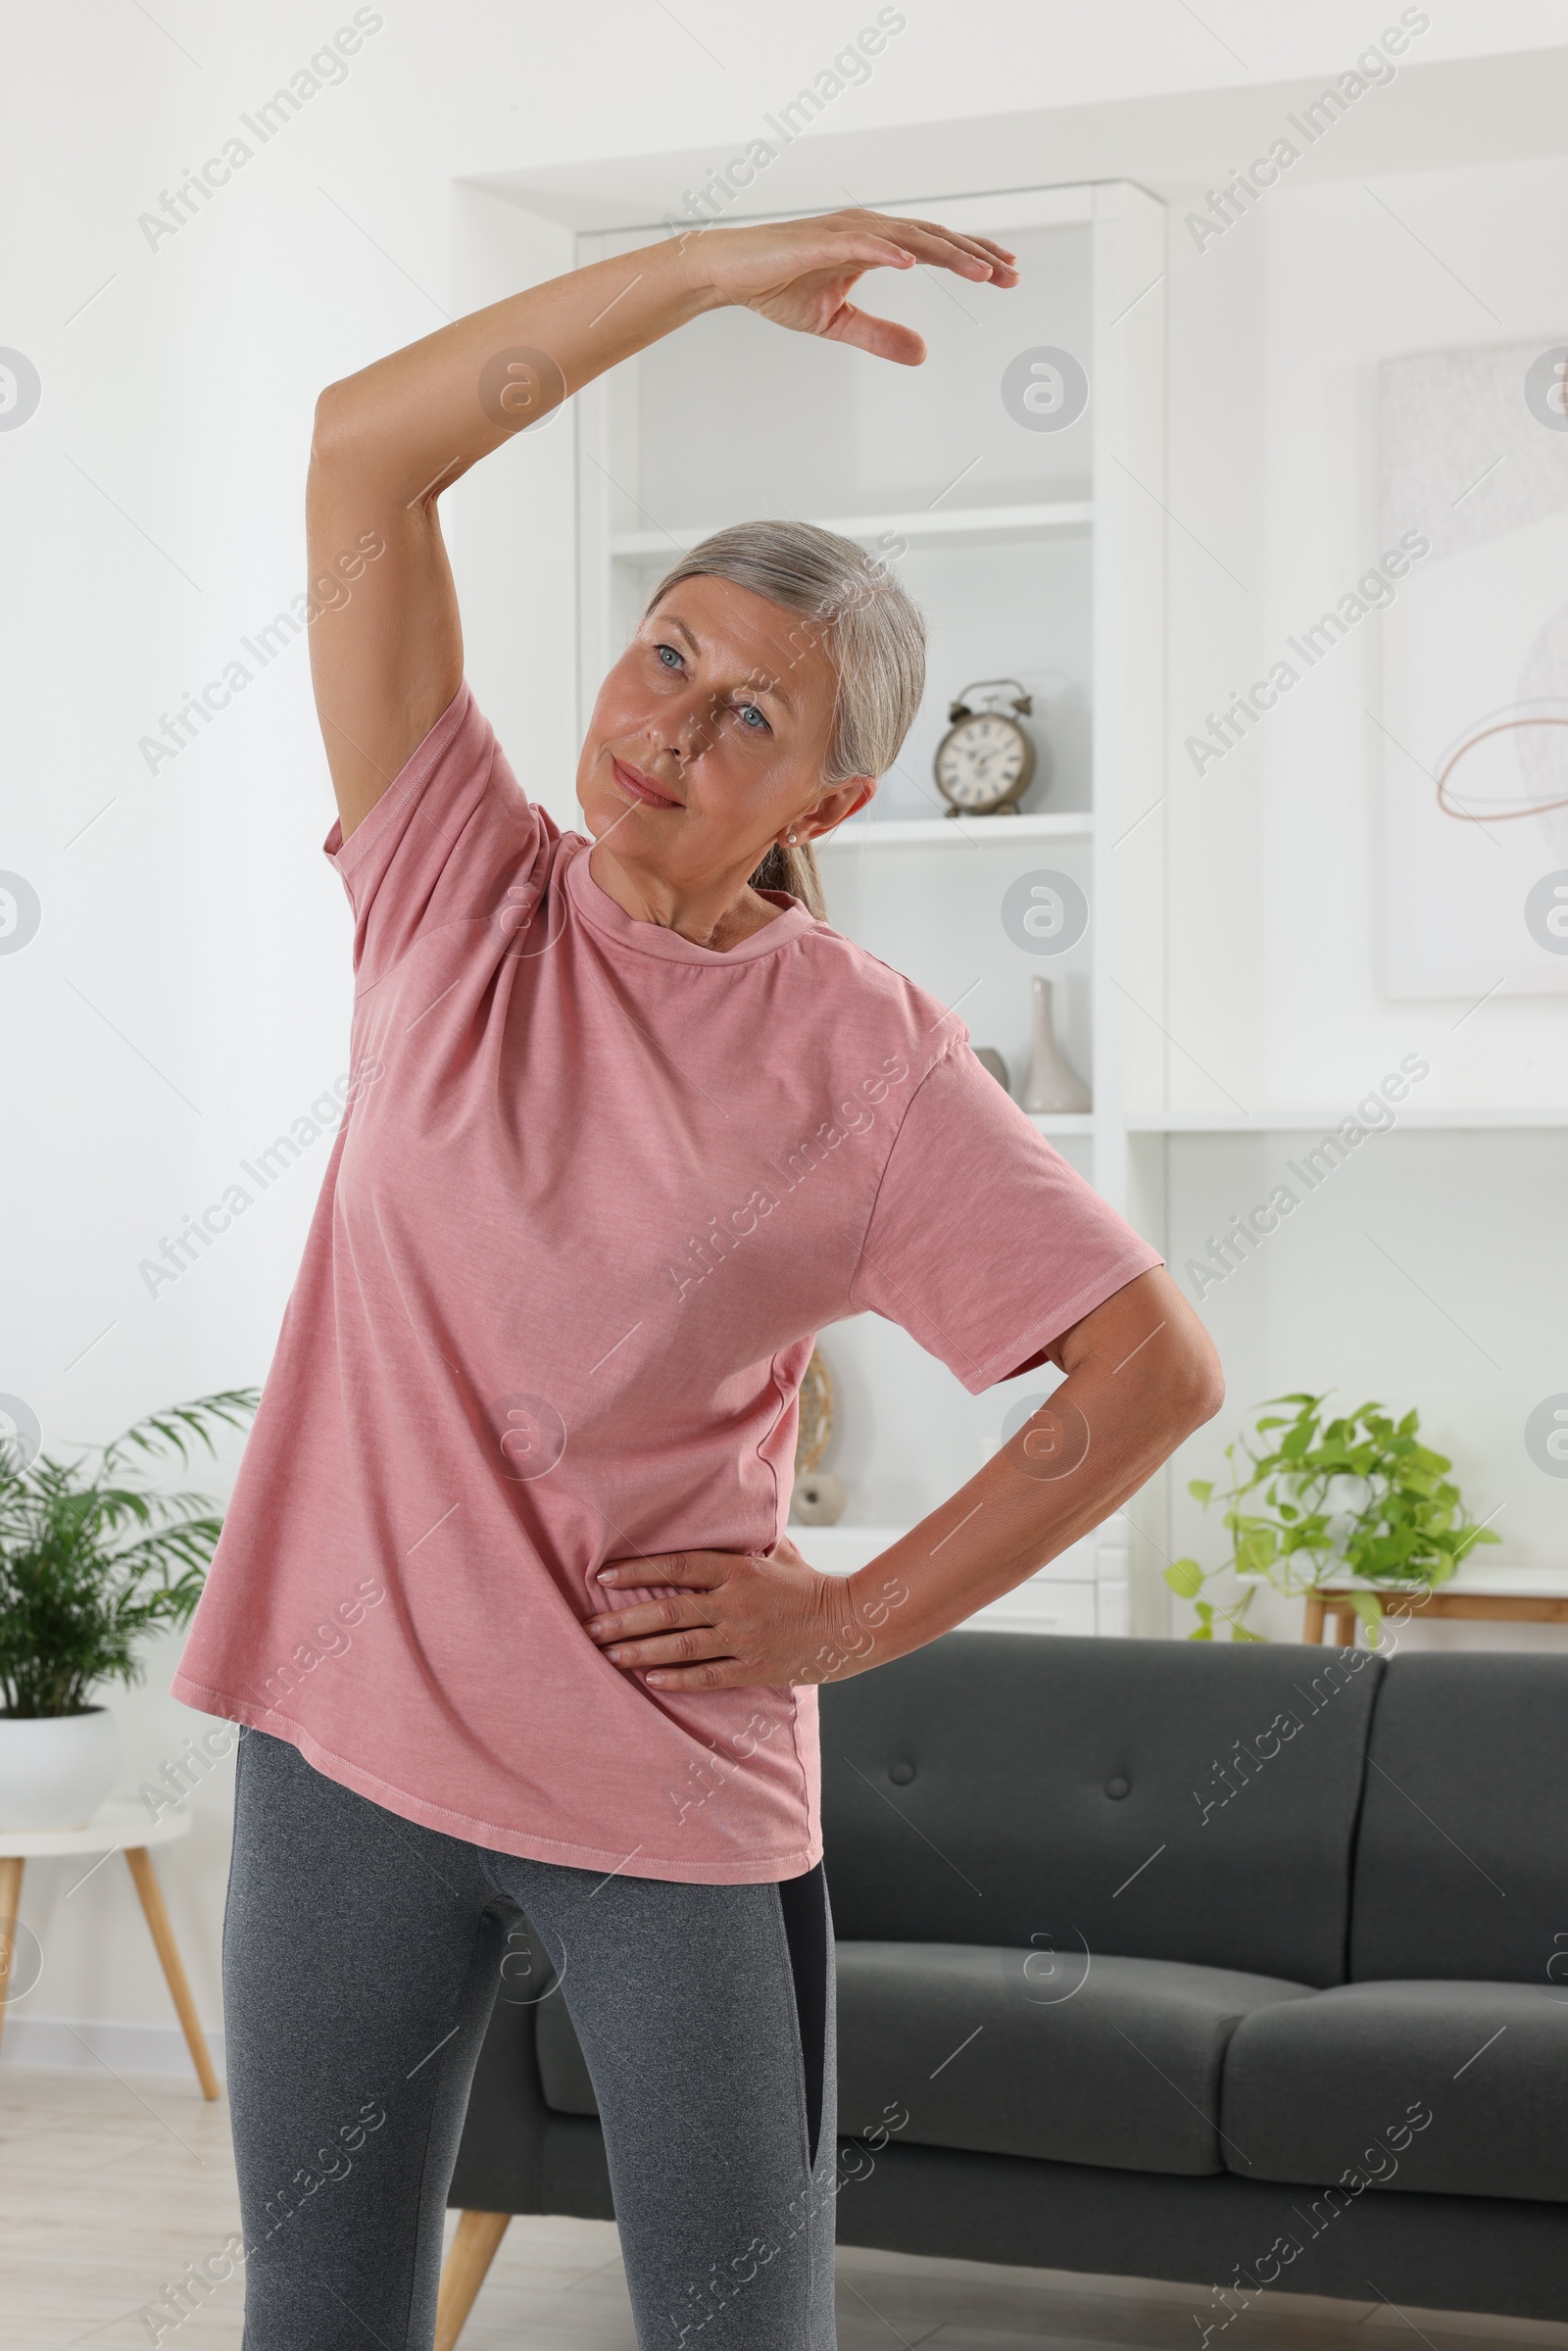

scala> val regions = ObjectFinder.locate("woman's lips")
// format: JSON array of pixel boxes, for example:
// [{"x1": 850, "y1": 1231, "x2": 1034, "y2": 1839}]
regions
[{"x1": 611, "y1": 758, "x2": 682, "y2": 809}]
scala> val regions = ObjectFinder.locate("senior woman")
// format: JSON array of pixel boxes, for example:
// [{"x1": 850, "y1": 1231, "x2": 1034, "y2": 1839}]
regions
[{"x1": 172, "y1": 208, "x2": 1222, "y2": 2351}]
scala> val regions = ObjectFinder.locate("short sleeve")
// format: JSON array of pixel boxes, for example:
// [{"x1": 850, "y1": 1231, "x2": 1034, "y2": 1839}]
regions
[
  {"x1": 322, "y1": 681, "x2": 556, "y2": 989},
  {"x1": 848, "y1": 1043, "x2": 1164, "y2": 1395}
]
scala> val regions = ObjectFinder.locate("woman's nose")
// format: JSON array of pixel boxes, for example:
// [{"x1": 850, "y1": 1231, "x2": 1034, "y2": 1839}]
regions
[{"x1": 662, "y1": 697, "x2": 720, "y2": 762}]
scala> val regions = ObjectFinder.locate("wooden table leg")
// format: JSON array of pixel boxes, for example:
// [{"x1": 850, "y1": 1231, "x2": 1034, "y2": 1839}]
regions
[
  {"x1": 1302, "y1": 1592, "x2": 1327, "y2": 1643},
  {"x1": 0, "y1": 1854, "x2": 24, "y2": 2059},
  {"x1": 123, "y1": 1846, "x2": 220, "y2": 2101},
  {"x1": 435, "y1": 2211, "x2": 513, "y2": 2351},
  {"x1": 1333, "y1": 1602, "x2": 1362, "y2": 1648}
]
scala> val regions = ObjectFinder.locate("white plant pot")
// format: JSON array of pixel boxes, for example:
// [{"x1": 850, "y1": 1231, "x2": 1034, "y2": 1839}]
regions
[{"x1": 0, "y1": 1707, "x2": 119, "y2": 1830}]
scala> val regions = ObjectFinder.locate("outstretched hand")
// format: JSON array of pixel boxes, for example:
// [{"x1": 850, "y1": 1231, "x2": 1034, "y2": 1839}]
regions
[
  {"x1": 584, "y1": 1534, "x2": 908, "y2": 1690},
  {"x1": 684, "y1": 206, "x2": 1018, "y2": 365}
]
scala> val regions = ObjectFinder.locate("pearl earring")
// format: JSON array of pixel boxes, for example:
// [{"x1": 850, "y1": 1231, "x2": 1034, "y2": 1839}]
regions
[{"x1": 787, "y1": 832, "x2": 799, "y2": 844}]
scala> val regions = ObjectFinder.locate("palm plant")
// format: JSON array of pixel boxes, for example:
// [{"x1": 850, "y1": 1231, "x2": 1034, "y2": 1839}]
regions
[{"x1": 0, "y1": 1392, "x2": 258, "y2": 1717}]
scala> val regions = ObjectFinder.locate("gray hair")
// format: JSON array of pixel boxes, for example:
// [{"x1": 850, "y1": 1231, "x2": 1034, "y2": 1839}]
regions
[{"x1": 641, "y1": 518, "x2": 926, "y2": 919}]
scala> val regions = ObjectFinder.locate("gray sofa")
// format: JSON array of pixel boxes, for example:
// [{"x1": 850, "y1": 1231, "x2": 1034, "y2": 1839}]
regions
[{"x1": 446, "y1": 1633, "x2": 1568, "y2": 2330}]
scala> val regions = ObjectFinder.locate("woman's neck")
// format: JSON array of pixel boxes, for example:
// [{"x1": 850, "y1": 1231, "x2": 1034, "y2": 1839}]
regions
[{"x1": 586, "y1": 841, "x2": 784, "y2": 952}]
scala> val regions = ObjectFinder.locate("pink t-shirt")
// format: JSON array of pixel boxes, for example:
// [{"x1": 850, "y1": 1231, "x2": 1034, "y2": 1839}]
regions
[{"x1": 172, "y1": 684, "x2": 1162, "y2": 1883}]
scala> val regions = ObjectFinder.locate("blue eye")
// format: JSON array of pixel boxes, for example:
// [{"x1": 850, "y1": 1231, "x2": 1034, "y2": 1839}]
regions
[
  {"x1": 735, "y1": 704, "x2": 769, "y2": 733},
  {"x1": 655, "y1": 643, "x2": 682, "y2": 669}
]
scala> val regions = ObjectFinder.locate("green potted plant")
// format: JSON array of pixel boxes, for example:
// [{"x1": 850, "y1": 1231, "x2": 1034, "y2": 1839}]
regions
[
  {"x1": 1164, "y1": 1391, "x2": 1499, "y2": 1644},
  {"x1": 0, "y1": 1391, "x2": 257, "y2": 1828}
]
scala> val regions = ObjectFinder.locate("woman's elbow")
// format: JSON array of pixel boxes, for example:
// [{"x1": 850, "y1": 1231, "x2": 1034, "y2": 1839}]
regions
[
  {"x1": 1177, "y1": 1331, "x2": 1225, "y2": 1434},
  {"x1": 311, "y1": 380, "x2": 359, "y2": 469}
]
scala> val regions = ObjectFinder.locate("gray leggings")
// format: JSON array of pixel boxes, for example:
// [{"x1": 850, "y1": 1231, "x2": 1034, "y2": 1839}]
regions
[{"x1": 222, "y1": 1727, "x2": 838, "y2": 2350}]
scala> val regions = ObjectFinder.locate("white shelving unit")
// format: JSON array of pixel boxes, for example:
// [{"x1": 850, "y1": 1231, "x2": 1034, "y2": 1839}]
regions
[
  {"x1": 608, "y1": 498, "x2": 1095, "y2": 558},
  {"x1": 818, "y1": 809, "x2": 1092, "y2": 848},
  {"x1": 576, "y1": 180, "x2": 1166, "y2": 1219},
  {"x1": 1131, "y1": 1108, "x2": 1568, "y2": 1132},
  {"x1": 573, "y1": 180, "x2": 1166, "y2": 1633},
  {"x1": 807, "y1": 1514, "x2": 1131, "y2": 1641}
]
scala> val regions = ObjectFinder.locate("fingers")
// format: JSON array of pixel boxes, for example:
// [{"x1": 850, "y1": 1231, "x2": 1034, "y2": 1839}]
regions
[
  {"x1": 863, "y1": 225, "x2": 989, "y2": 278},
  {"x1": 583, "y1": 1601, "x2": 793, "y2": 1688},
  {"x1": 898, "y1": 218, "x2": 1016, "y2": 272},
  {"x1": 823, "y1": 232, "x2": 917, "y2": 273},
  {"x1": 845, "y1": 211, "x2": 1019, "y2": 283},
  {"x1": 643, "y1": 1661, "x2": 742, "y2": 1690},
  {"x1": 582, "y1": 1583, "x2": 748, "y2": 1677},
  {"x1": 904, "y1": 218, "x2": 1018, "y2": 265},
  {"x1": 596, "y1": 1548, "x2": 726, "y2": 1590},
  {"x1": 823, "y1": 304, "x2": 927, "y2": 367},
  {"x1": 583, "y1": 1593, "x2": 710, "y2": 1645},
  {"x1": 602, "y1": 1624, "x2": 732, "y2": 1671},
  {"x1": 808, "y1": 214, "x2": 1015, "y2": 290}
]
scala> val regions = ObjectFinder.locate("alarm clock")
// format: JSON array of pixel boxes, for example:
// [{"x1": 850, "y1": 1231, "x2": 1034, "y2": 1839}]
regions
[{"x1": 934, "y1": 679, "x2": 1036, "y2": 816}]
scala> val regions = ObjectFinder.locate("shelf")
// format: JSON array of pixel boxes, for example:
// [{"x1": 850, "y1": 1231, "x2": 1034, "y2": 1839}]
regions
[
  {"x1": 817, "y1": 811, "x2": 1093, "y2": 849},
  {"x1": 1236, "y1": 1565, "x2": 1568, "y2": 1595},
  {"x1": 1127, "y1": 1107, "x2": 1568, "y2": 1133},
  {"x1": 609, "y1": 500, "x2": 1094, "y2": 560},
  {"x1": 797, "y1": 1523, "x2": 1110, "y2": 1583}
]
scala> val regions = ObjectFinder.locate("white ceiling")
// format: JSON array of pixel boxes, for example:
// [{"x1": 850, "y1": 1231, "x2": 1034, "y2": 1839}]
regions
[{"x1": 470, "y1": 42, "x2": 1568, "y2": 230}]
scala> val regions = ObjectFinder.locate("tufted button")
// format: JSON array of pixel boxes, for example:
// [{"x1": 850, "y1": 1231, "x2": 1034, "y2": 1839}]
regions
[
  {"x1": 888, "y1": 1761, "x2": 915, "y2": 1786},
  {"x1": 1104, "y1": 1775, "x2": 1130, "y2": 1799}
]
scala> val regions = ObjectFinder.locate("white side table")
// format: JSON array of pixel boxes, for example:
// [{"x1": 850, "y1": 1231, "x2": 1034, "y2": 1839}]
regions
[
  {"x1": 0, "y1": 1798, "x2": 219, "y2": 2098},
  {"x1": 1303, "y1": 1565, "x2": 1568, "y2": 1645}
]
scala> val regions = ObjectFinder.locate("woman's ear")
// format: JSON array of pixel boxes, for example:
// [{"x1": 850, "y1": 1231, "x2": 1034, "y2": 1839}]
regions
[{"x1": 801, "y1": 775, "x2": 876, "y2": 841}]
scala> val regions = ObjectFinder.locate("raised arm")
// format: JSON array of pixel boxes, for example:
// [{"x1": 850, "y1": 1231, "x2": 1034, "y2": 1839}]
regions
[{"x1": 305, "y1": 210, "x2": 1018, "y2": 840}]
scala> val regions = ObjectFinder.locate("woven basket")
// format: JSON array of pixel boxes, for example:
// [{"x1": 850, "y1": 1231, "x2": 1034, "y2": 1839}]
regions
[{"x1": 794, "y1": 1347, "x2": 834, "y2": 1473}]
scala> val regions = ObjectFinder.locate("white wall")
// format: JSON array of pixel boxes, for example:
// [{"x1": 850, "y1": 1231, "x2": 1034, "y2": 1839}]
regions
[
  {"x1": 3, "y1": 0, "x2": 1564, "y2": 2060},
  {"x1": 1161, "y1": 152, "x2": 1568, "y2": 1634},
  {"x1": 1168, "y1": 1127, "x2": 1568, "y2": 1642},
  {"x1": 1168, "y1": 155, "x2": 1568, "y2": 1112}
]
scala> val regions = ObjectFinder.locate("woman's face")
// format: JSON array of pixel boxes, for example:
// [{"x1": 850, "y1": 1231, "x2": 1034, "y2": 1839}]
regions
[{"x1": 575, "y1": 574, "x2": 875, "y2": 888}]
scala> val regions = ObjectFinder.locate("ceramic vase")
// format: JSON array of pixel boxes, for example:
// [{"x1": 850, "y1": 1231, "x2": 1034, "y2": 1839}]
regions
[{"x1": 1021, "y1": 975, "x2": 1091, "y2": 1113}]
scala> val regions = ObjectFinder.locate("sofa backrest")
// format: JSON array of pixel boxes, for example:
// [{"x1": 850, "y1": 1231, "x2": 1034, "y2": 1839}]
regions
[
  {"x1": 820, "y1": 1631, "x2": 1384, "y2": 1987},
  {"x1": 1350, "y1": 1651, "x2": 1568, "y2": 1984}
]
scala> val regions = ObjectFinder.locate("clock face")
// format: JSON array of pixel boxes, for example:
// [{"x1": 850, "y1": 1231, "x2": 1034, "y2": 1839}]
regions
[{"x1": 936, "y1": 713, "x2": 1030, "y2": 809}]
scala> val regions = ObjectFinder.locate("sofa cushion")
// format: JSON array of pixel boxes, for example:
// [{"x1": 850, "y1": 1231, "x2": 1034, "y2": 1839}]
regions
[
  {"x1": 836, "y1": 1941, "x2": 1311, "y2": 2175},
  {"x1": 1222, "y1": 1980, "x2": 1568, "y2": 2202},
  {"x1": 820, "y1": 1633, "x2": 1382, "y2": 1984},
  {"x1": 1351, "y1": 1654, "x2": 1568, "y2": 1984}
]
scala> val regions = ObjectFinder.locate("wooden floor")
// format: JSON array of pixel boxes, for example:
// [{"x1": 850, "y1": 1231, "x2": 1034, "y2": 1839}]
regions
[{"x1": 4, "y1": 2065, "x2": 1567, "y2": 2350}]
